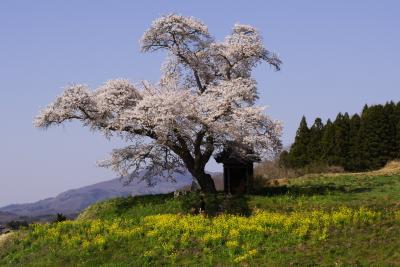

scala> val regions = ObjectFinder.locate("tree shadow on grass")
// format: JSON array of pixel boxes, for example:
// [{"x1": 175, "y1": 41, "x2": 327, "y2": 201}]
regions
[
  {"x1": 111, "y1": 183, "x2": 372, "y2": 218},
  {"x1": 218, "y1": 194, "x2": 252, "y2": 216},
  {"x1": 179, "y1": 183, "x2": 373, "y2": 217},
  {"x1": 180, "y1": 193, "x2": 252, "y2": 217}
]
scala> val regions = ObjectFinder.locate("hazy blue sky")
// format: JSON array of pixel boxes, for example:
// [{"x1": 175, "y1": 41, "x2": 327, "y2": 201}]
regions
[{"x1": 1, "y1": 1, "x2": 399, "y2": 206}]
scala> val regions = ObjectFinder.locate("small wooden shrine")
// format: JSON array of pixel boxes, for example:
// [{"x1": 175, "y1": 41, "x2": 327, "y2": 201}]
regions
[{"x1": 214, "y1": 145, "x2": 260, "y2": 194}]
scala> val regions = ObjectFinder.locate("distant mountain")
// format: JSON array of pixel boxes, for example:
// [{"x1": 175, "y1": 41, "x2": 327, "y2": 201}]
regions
[
  {"x1": 0, "y1": 211, "x2": 19, "y2": 224},
  {"x1": 0, "y1": 172, "x2": 197, "y2": 221}
]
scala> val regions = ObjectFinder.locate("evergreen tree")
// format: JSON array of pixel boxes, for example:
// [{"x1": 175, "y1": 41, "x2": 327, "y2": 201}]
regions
[
  {"x1": 287, "y1": 116, "x2": 311, "y2": 168},
  {"x1": 286, "y1": 101, "x2": 400, "y2": 172},
  {"x1": 347, "y1": 114, "x2": 361, "y2": 171},
  {"x1": 396, "y1": 120, "x2": 400, "y2": 158},
  {"x1": 332, "y1": 113, "x2": 351, "y2": 167},
  {"x1": 359, "y1": 105, "x2": 392, "y2": 169},
  {"x1": 394, "y1": 102, "x2": 400, "y2": 158},
  {"x1": 308, "y1": 118, "x2": 324, "y2": 163},
  {"x1": 321, "y1": 119, "x2": 336, "y2": 165},
  {"x1": 383, "y1": 102, "x2": 397, "y2": 159},
  {"x1": 357, "y1": 105, "x2": 370, "y2": 169}
]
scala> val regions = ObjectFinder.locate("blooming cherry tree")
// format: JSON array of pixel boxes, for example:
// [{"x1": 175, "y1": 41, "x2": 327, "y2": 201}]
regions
[{"x1": 35, "y1": 14, "x2": 282, "y2": 193}]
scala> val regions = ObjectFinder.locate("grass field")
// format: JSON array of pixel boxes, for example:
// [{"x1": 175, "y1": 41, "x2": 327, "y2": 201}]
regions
[{"x1": 1, "y1": 162, "x2": 400, "y2": 266}]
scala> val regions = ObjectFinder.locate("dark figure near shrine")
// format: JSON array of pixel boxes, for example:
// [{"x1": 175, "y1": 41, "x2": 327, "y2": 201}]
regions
[{"x1": 199, "y1": 196, "x2": 206, "y2": 214}]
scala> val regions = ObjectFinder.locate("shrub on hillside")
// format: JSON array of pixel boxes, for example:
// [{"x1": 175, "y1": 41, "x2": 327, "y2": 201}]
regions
[
  {"x1": 54, "y1": 213, "x2": 67, "y2": 223},
  {"x1": 6, "y1": 220, "x2": 29, "y2": 230}
]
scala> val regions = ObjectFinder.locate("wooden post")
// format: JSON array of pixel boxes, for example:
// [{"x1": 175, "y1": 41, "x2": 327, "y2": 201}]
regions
[{"x1": 223, "y1": 167, "x2": 227, "y2": 193}]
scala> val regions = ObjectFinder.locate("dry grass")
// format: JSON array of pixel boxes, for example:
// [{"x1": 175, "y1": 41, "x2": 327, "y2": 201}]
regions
[
  {"x1": 295, "y1": 161, "x2": 400, "y2": 183},
  {"x1": 322, "y1": 160, "x2": 400, "y2": 177},
  {"x1": 369, "y1": 160, "x2": 400, "y2": 175},
  {"x1": 254, "y1": 160, "x2": 400, "y2": 188},
  {"x1": 254, "y1": 160, "x2": 344, "y2": 184},
  {"x1": 0, "y1": 232, "x2": 14, "y2": 250},
  {"x1": 254, "y1": 160, "x2": 298, "y2": 180}
]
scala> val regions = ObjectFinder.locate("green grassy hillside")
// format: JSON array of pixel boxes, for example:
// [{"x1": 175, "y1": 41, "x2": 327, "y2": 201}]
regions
[{"x1": 1, "y1": 162, "x2": 400, "y2": 266}]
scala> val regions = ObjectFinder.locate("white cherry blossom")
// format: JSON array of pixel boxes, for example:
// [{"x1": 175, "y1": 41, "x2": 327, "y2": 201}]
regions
[{"x1": 35, "y1": 14, "x2": 282, "y2": 193}]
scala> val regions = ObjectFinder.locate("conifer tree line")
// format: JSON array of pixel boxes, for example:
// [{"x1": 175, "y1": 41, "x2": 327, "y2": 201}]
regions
[{"x1": 280, "y1": 101, "x2": 400, "y2": 171}]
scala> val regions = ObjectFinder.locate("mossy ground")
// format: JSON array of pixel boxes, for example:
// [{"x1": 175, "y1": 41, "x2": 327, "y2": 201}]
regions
[{"x1": 1, "y1": 163, "x2": 400, "y2": 266}]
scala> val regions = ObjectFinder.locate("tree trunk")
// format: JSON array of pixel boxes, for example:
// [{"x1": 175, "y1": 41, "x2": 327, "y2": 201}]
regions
[
  {"x1": 172, "y1": 135, "x2": 216, "y2": 193},
  {"x1": 193, "y1": 171, "x2": 217, "y2": 194}
]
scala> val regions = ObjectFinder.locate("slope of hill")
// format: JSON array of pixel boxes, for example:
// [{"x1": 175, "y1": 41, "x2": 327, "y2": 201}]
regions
[
  {"x1": 1, "y1": 162, "x2": 400, "y2": 266},
  {"x1": 0, "y1": 172, "x2": 195, "y2": 219}
]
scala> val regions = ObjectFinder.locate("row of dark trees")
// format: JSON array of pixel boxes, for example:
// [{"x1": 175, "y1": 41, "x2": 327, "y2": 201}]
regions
[{"x1": 280, "y1": 101, "x2": 400, "y2": 171}]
